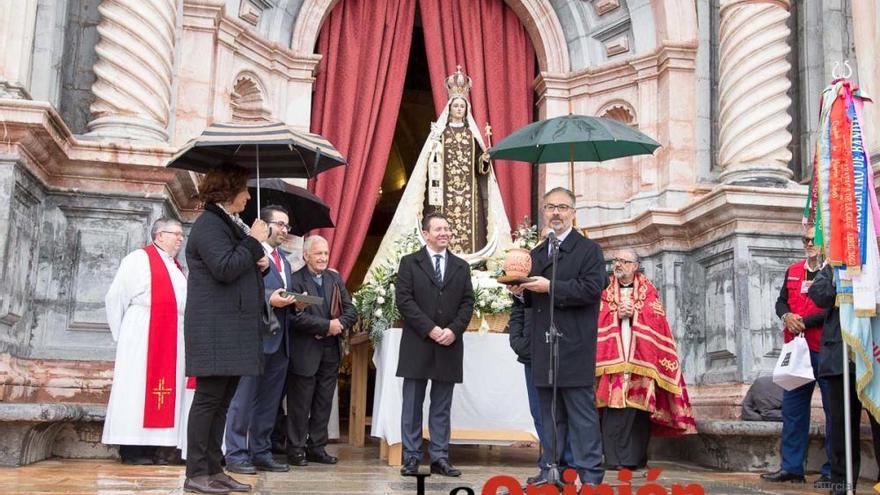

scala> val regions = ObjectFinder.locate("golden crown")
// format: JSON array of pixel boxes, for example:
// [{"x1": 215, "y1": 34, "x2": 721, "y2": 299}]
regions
[{"x1": 445, "y1": 65, "x2": 472, "y2": 99}]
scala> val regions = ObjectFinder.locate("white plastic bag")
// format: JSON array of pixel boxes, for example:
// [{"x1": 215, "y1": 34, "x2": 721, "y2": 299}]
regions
[{"x1": 772, "y1": 334, "x2": 815, "y2": 391}]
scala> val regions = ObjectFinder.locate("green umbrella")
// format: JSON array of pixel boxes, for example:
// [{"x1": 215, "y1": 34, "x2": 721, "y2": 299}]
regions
[{"x1": 488, "y1": 114, "x2": 660, "y2": 163}]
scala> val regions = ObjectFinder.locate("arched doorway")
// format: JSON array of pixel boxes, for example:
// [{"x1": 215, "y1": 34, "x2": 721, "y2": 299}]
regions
[{"x1": 306, "y1": 0, "x2": 541, "y2": 287}]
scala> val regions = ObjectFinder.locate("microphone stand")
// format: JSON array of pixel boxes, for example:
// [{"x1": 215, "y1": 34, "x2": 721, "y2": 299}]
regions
[{"x1": 545, "y1": 234, "x2": 563, "y2": 486}]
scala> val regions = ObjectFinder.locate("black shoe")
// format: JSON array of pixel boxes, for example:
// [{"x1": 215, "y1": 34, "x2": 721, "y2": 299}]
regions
[
  {"x1": 306, "y1": 449, "x2": 338, "y2": 464},
  {"x1": 400, "y1": 457, "x2": 420, "y2": 476},
  {"x1": 430, "y1": 459, "x2": 461, "y2": 477},
  {"x1": 211, "y1": 473, "x2": 251, "y2": 493},
  {"x1": 253, "y1": 457, "x2": 290, "y2": 472},
  {"x1": 121, "y1": 456, "x2": 154, "y2": 466},
  {"x1": 183, "y1": 475, "x2": 230, "y2": 494},
  {"x1": 287, "y1": 452, "x2": 308, "y2": 466},
  {"x1": 760, "y1": 469, "x2": 805, "y2": 483},
  {"x1": 814, "y1": 474, "x2": 832, "y2": 489},
  {"x1": 224, "y1": 461, "x2": 257, "y2": 475},
  {"x1": 526, "y1": 472, "x2": 545, "y2": 485}
]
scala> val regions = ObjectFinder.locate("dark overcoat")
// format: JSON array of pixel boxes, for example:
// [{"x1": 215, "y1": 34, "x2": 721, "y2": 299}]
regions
[
  {"x1": 395, "y1": 247, "x2": 474, "y2": 383},
  {"x1": 808, "y1": 265, "x2": 847, "y2": 378},
  {"x1": 288, "y1": 267, "x2": 358, "y2": 377},
  {"x1": 184, "y1": 203, "x2": 266, "y2": 377},
  {"x1": 519, "y1": 230, "x2": 607, "y2": 388}
]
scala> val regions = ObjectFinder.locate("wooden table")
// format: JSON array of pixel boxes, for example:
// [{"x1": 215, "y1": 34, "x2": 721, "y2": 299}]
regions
[{"x1": 347, "y1": 332, "x2": 371, "y2": 447}]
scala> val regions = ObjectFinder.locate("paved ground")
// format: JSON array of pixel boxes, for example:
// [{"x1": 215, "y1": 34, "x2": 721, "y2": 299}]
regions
[{"x1": 0, "y1": 440, "x2": 877, "y2": 494}]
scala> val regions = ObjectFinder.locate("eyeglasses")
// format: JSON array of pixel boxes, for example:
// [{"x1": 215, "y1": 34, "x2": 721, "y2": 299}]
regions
[
  {"x1": 802, "y1": 237, "x2": 815, "y2": 245},
  {"x1": 159, "y1": 231, "x2": 185, "y2": 238},
  {"x1": 612, "y1": 258, "x2": 637, "y2": 265},
  {"x1": 268, "y1": 221, "x2": 290, "y2": 232},
  {"x1": 543, "y1": 203, "x2": 573, "y2": 213}
]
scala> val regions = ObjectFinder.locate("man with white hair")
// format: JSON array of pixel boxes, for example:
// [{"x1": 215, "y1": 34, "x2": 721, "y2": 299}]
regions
[
  {"x1": 103, "y1": 217, "x2": 187, "y2": 465},
  {"x1": 285, "y1": 235, "x2": 357, "y2": 466}
]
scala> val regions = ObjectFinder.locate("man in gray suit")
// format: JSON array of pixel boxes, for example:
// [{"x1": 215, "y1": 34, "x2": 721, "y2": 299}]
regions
[
  {"x1": 396, "y1": 212, "x2": 475, "y2": 477},
  {"x1": 224, "y1": 205, "x2": 299, "y2": 474}
]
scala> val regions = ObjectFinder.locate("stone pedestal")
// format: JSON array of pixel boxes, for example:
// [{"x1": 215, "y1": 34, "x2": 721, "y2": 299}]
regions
[
  {"x1": 718, "y1": 0, "x2": 794, "y2": 186},
  {"x1": 86, "y1": 0, "x2": 178, "y2": 142}
]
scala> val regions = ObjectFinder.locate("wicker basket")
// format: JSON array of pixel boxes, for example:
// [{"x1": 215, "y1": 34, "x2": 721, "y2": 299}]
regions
[{"x1": 466, "y1": 312, "x2": 510, "y2": 332}]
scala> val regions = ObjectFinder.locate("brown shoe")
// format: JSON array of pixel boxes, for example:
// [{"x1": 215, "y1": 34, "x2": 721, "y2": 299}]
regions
[
  {"x1": 212, "y1": 472, "x2": 252, "y2": 492},
  {"x1": 184, "y1": 475, "x2": 230, "y2": 494}
]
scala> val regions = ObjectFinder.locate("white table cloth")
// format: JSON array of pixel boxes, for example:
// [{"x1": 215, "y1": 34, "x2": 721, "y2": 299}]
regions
[{"x1": 370, "y1": 328, "x2": 537, "y2": 445}]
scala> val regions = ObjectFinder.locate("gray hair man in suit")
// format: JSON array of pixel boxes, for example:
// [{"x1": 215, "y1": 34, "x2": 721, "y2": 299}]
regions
[
  {"x1": 396, "y1": 212, "x2": 475, "y2": 478},
  {"x1": 286, "y1": 235, "x2": 357, "y2": 466}
]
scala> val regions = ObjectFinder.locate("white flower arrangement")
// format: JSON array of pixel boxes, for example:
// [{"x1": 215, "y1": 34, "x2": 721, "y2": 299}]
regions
[
  {"x1": 511, "y1": 216, "x2": 539, "y2": 250},
  {"x1": 354, "y1": 225, "x2": 530, "y2": 344},
  {"x1": 353, "y1": 230, "x2": 422, "y2": 345}
]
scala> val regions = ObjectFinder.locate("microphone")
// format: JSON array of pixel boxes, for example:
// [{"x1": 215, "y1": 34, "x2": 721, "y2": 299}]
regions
[{"x1": 547, "y1": 230, "x2": 560, "y2": 255}]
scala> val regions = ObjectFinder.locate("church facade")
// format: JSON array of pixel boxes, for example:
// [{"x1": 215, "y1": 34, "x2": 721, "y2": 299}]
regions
[{"x1": 0, "y1": 0, "x2": 878, "y2": 464}]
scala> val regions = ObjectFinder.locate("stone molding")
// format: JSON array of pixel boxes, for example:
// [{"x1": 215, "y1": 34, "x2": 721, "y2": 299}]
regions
[
  {"x1": 586, "y1": 184, "x2": 808, "y2": 256},
  {"x1": 0, "y1": 99, "x2": 200, "y2": 218},
  {"x1": 216, "y1": 15, "x2": 320, "y2": 84},
  {"x1": 86, "y1": 0, "x2": 178, "y2": 143},
  {"x1": 0, "y1": 0, "x2": 38, "y2": 99},
  {"x1": 0, "y1": 353, "x2": 111, "y2": 404},
  {"x1": 717, "y1": 0, "x2": 794, "y2": 185},
  {"x1": 289, "y1": 0, "x2": 571, "y2": 74},
  {"x1": 535, "y1": 40, "x2": 697, "y2": 108}
]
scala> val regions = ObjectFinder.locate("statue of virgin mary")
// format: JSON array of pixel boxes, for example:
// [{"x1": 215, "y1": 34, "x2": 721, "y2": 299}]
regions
[{"x1": 367, "y1": 67, "x2": 512, "y2": 274}]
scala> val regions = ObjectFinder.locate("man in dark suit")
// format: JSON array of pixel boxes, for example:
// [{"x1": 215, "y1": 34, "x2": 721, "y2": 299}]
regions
[
  {"x1": 286, "y1": 235, "x2": 357, "y2": 466},
  {"x1": 224, "y1": 205, "x2": 299, "y2": 474},
  {"x1": 396, "y1": 212, "x2": 475, "y2": 478},
  {"x1": 512, "y1": 187, "x2": 607, "y2": 488}
]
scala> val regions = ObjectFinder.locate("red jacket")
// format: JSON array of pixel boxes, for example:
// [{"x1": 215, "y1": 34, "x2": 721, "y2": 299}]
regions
[{"x1": 777, "y1": 260, "x2": 825, "y2": 352}]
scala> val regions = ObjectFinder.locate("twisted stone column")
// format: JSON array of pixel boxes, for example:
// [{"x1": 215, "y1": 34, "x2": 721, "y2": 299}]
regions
[
  {"x1": 86, "y1": 0, "x2": 177, "y2": 142},
  {"x1": 718, "y1": 0, "x2": 794, "y2": 185}
]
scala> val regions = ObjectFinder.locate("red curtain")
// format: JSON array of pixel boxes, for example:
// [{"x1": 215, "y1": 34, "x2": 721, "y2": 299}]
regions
[
  {"x1": 309, "y1": 0, "x2": 416, "y2": 279},
  {"x1": 419, "y1": 0, "x2": 537, "y2": 228}
]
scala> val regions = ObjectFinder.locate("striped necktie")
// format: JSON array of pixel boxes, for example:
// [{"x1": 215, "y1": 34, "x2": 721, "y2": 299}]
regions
[{"x1": 434, "y1": 254, "x2": 442, "y2": 283}]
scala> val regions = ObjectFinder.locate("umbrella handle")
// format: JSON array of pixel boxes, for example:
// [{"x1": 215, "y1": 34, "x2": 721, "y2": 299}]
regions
[{"x1": 255, "y1": 143, "x2": 260, "y2": 212}]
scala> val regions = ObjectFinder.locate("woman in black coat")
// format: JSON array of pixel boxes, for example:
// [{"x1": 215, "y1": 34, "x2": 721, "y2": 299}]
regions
[{"x1": 183, "y1": 165, "x2": 269, "y2": 494}]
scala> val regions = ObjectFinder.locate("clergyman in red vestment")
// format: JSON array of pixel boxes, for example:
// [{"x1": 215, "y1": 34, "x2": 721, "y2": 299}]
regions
[{"x1": 596, "y1": 249, "x2": 696, "y2": 471}]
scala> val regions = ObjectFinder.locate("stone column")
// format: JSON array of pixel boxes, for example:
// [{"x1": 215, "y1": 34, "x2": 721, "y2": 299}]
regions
[
  {"x1": 851, "y1": 0, "x2": 880, "y2": 161},
  {"x1": 0, "y1": 0, "x2": 38, "y2": 98},
  {"x1": 86, "y1": 0, "x2": 178, "y2": 142},
  {"x1": 717, "y1": 0, "x2": 794, "y2": 186}
]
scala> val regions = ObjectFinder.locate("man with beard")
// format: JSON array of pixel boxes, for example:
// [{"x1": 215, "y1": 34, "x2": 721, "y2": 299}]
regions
[
  {"x1": 512, "y1": 187, "x2": 607, "y2": 488},
  {"x1": 595, "y1": 249, "x2": 696, "y2": 472}
]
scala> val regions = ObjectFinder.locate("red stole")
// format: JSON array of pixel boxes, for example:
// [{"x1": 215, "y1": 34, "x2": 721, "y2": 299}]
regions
[{"x1": 142, "y1": 244, "x2": 179, "y2": 428}]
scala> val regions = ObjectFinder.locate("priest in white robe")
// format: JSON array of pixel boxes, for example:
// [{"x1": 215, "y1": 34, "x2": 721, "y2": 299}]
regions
[{"x1": 102, "y1": 218, "x2": 188, "y2": 465}]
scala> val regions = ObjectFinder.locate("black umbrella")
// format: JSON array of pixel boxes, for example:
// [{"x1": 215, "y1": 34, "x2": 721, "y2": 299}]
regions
[
  {"x1": 168, "y1": 121, "x2": 346, "y2": 177},
  {"x1": 167, "y1": 120, "x2": 346, "y2": 207},
  {"x1": 240, "y1": 179, "x2": 334, "y2": 236}
]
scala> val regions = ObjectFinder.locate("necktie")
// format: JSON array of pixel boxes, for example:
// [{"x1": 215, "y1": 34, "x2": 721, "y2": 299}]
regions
[
  {"x1": 434, "y1": 254, "x2": 443, "y2": 283},
  {"x1": 272, "y1": 249, "x2": 282, "y2": 272}
]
